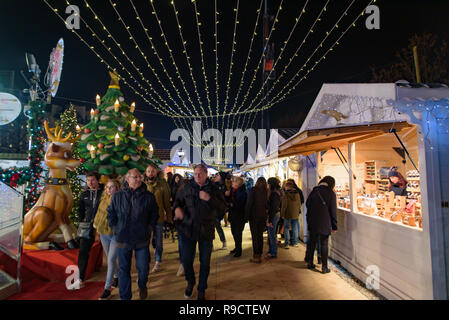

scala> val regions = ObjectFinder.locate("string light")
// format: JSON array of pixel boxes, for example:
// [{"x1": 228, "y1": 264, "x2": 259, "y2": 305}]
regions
[
  {"x1": 248, "y1": 0, "x2": 354, "y2": 115},
  {"x1": 44, "y1": 0, "x2": 192, "y2": 139},
  {"x1": 192, "y1": 0, "x2": 213, "y2": 127},
  {"x1": 224, "y1": 0, "x2": 264, "y2": 147},
  {"x1": 171, "y1": 0, "x2": 208, "y2": 121},
  {"x1": 243, "y1": 1, "x2": 374, "y2": 136},
  {"x1": 105, "y1": 0, "x2": 189, "y2": 118},
  {"x1": 234, "y1": 0, "x2": 284, "y2": 146},
  {"x1": 128, "y1": 0, "x2": 198, "y2": 144},
  {"x1": 86, "y1": 0, "x2": 195, "y2": 142},
  {"x1": 149, "y1": 0, "x2": 201, "y2": 119},
  {"x1": 238, "y1": 0, "x2": 331, "y2": 139}
]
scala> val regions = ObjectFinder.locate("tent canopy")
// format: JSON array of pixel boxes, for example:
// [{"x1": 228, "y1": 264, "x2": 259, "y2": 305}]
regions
[{"x1": 278, "y1": 121, "x2": 413, "y2": 157}]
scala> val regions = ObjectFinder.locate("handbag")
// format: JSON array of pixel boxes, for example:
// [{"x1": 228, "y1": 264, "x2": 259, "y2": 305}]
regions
[{"x1": 76, "y1": 221, "x2": 93, "y2": 239}]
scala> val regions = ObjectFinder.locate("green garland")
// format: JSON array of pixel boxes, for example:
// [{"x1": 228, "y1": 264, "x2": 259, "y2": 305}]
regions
[{"x1": 0, "y1": 100, "x2": 46, "y2": 212}]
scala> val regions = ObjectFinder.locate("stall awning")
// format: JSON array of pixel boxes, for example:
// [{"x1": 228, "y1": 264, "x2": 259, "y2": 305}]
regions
[{"x1": 278, "y1": 121, "x2": 413, "y2": 157}]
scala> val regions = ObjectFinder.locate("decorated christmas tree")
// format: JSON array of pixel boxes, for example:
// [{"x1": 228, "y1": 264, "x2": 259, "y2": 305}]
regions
[{"x1": 78, "y1": 72, "x2": 161, "y2": 176}]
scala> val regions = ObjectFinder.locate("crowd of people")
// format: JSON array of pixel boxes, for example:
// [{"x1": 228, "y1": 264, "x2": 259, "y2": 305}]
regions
[{"x1": 72, "y1": 163, "x2": 338, "y2": 300}]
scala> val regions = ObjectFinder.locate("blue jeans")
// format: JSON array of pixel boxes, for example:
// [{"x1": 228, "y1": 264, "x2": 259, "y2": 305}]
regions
[
  {"x1": 267, "y1": 213, "x2": 280, "y2": 256},
  {"x1": 117, "y1": 245, "x2": 150, "y2": 300},
  {"x1": 180, "y1": 234, "x2": 212, "y2": 292},
  {"x1": 152, "y1": 222, "x2": 164, "y2": 262},
  {"x1": 100, "y1": 234, "x2": 118, "y2": 290},
  {"x1": 284, "y1": 219, "x2": 299, "y2": 245}
]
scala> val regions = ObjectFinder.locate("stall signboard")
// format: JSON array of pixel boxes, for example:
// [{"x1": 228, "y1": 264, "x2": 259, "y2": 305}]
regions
[{"x1": 0, "y1": 93, "x2": 21, "y2": 126}]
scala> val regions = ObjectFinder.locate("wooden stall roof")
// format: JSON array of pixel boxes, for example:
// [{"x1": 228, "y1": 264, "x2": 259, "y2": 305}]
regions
[{"x1": 278, "y1": 122, "x2": 413, "y2": 157}]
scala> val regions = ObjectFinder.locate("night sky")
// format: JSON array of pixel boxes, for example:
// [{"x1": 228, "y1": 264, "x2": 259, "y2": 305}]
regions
[{"x1": 1, "y1": 0, "x2": 449, "y2": 150}]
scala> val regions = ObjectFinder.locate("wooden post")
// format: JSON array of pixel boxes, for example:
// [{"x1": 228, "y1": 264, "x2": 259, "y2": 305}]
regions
[
  {"x1": 348, "y1": 143, "x2": 357, "y2": 212},
  {"x1": 413, "y1": 46, "x2": 421, "y2": 83}
]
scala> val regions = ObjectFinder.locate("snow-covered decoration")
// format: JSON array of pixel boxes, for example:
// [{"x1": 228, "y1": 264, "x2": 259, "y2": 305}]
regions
[
  {"x1": 387, "y1": 98, "x2": 449, "y2": 135},
  {"x1": 307, "y1": 93, "x2": 406, "y2": 130}
]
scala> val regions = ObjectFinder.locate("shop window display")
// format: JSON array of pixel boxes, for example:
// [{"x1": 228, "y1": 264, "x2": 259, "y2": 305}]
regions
[{"x1": 353, "y1": 126, "x2": 422, "y2": 229}]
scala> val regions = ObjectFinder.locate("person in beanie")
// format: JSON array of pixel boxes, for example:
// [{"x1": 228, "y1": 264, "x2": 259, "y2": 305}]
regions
[
  {"x1": 173, "y1": 164, "x2": 226, "y2": 300},
  {"x1": 107, "y1": 168, "x2": 159, "y2": 300},
  {"x1": 388, "y1": 167, "x2": 408, "y2": 196},
  {"x1": 305, "y1": 176, "x2": 337, "y2": 274}
]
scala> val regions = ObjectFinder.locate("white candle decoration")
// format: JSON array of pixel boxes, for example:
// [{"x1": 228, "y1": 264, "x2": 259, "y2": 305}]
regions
[
  {"x1": 115, "y1": 133, "x2": 120, "y2": 146},
  {"x1": 90, "y1": 145, "x2": 96, "y2": 159},
  {"x1": 131, "y1": 119, "x2": 137, "y2": 132},
  {"x1": 96, "y1": 94, "x2": 101, "y2": 106},
  {"x1": 114, "y1": 99, "x2": 120, "y2": 113}
]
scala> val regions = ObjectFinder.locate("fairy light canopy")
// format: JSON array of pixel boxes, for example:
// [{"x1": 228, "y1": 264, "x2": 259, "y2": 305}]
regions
[{"x1": 44, "y1": 0, "x2": 375, "y2": 151}]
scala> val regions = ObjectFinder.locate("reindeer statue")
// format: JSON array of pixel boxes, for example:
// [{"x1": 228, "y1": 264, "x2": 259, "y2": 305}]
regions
[{"x1": 23, "y1": 121, "x2": 81, "y2": 250}]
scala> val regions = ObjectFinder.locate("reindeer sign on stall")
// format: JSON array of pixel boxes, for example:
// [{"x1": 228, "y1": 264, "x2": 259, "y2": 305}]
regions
[{"x1": 23, "y1": 121, "x2": 80, "y2": 250}]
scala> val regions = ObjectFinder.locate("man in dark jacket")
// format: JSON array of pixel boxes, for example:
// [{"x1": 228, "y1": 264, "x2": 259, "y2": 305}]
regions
[
  {"x1": 107, "y1": 168, "x2": 159, "y2": 300},
  {"x1": 173, "y1": 164, "x2": 226, "y2": 300},
  {"x1": 305, "y1": 176, "x2": 338, "y2": 274},
  {"x1": 76, "y1": 171, "x2": 104, "y2": 289}
]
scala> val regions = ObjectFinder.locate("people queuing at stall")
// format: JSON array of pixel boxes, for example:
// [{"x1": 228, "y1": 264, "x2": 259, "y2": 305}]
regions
[{"x1": 74, "y1": 165, "x2": 337, "y2": 300}]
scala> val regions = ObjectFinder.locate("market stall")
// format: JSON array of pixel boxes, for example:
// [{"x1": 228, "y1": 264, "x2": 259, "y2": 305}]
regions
[{"x1": 278, "y1": 82, "x2": 449, "y2": 300}]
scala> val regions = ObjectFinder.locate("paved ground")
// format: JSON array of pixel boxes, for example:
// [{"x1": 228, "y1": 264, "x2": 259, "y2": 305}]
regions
[{"x1": 89, "y1": 224, "x2": 372, "y2": 300}]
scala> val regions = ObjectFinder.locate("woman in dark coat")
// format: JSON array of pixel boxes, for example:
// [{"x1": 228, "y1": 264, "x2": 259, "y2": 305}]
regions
[
  {"x1": 228, "y1": 176, "x2": 247, "y2": 258},
  {"x1": 305, "y1": 176, "x2": 338, "y2": 274},
  {"x1": 245, "y1": 177, "x2": 268, "y2": 263},
  {"x1": 266, "y1": 177, "x2": 281, "y2": 259}
]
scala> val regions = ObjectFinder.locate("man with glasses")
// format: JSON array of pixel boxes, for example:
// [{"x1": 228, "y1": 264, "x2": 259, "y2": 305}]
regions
[
  {"x1": 173, "y1": 164, "x2": 226, "y2": 300},
  {"x1": 107, "y1": 168, "x2": 159, "y2": 300}
]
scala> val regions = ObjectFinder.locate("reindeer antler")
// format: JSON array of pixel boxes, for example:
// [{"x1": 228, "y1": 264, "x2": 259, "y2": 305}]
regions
[{"x1": 44, "y1": 121, "x2": 80, "y2": 143}]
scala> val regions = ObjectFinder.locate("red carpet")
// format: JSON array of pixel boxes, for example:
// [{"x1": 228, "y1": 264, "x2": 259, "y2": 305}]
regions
[
  {"x1": 0, "y1": 241, "x2": 104, "y2": 300},
  {"x1": 7, "y1": 278, "x2": 105, "y2": 300}
]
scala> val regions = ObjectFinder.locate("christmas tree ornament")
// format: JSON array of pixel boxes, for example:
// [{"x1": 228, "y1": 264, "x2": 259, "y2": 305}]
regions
[
  {"x1": 115, "y1": 133, "x2": 120, "y2": 146},
  {"x1": 114, "y1": 99, "x2": 120, "y2": 112},
  {"x1": 76, "y1": 125, "x2": 81, "y2": 132},
  {"x1": 131, "y1": 119, "x2": 137, "y2": 132},
  {"x1": 118, "y1": 125, "x2": 124, "y2": 132},
  {"x1": 97, "y1": 143, "x2": 104, "y2": 149},
  {"x1": 119, "y1": 96, "x2": 124, "y2": 102},
  {"x1": 90, "y1": 145, "x2": 96, "y2": 158},
  {"x1": 123, "y1": 154, "x2": 130, "y2": 161}
]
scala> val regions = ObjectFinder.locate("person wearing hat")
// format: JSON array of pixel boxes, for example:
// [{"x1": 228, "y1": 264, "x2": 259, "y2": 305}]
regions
[{"x1": 388, "y1": 167, "x2": 408, "y2": 196}]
